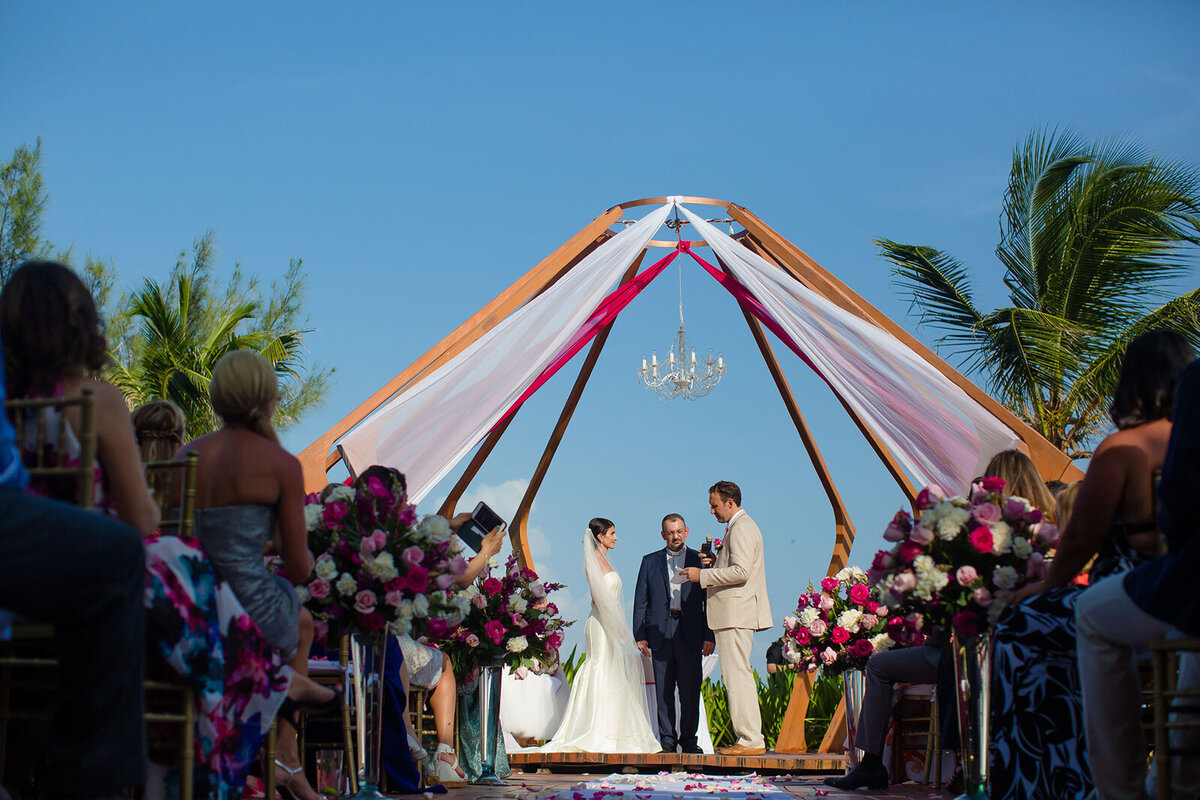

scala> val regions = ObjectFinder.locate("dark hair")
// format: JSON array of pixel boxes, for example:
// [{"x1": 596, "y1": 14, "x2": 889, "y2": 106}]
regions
[
  {"x1": 1110, "y1": 330, "x2": 1194, "y2": 430},
  {"x1": 0, "y1": 260, "x2": 108, "y2": 396},
  {"x1": 355, "y1": 464, "x2": 407, "y2": 495},
  {"x1": 588, "y1": 517, "x2": 614, "y2": 541},
  {"x1": 661, "y1": 513, "x2": 686, "y2": 528},
  {"x1": 708, "y1": 480, "x2": 741, "y2": 507}
]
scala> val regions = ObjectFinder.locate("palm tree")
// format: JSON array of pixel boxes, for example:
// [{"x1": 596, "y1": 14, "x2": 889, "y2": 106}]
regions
[
  {"x1": 877, "y1": 127, "x2": 1200, "y2": 458},
  {"x1": 106, "y1": 232, "x2": 332, "y2": 437}
]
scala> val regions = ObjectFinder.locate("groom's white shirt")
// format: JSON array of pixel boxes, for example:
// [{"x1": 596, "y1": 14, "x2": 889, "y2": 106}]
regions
[{"x1": 699, "y1": 509, "x2": 772, "y2": 632}]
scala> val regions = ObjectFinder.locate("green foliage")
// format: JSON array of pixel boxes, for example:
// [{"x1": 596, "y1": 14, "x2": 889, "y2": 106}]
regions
[
  {"x1": 878, "y1": 126, "x2": 1200, "y2": 458},
  {"x1": 700, "y1": 676, "x2": 734, "y2": 748},
  {"x1": 803, "y1": 669, "x2": 845, "y2": 748},
  {"x1": 100, "y1": 232, "x2": 332, "y2": 436},
  {"x1": 561, "y1": 645, "x2": 586, "y2": 684},
  {"x1": 0, "y1": 139, "x2": 54, "y2": 284}
]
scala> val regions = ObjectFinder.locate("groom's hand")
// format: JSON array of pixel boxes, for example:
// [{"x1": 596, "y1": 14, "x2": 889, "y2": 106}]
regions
[
  {"x1": 699, "y1": 553, "x2": 714, "y2": 568},
  {"x1": 637, "y1": 640, "x2": 651, "y2": 657},
  {"x1": 681, "y1": 567, "x2": 701, "y2": 583},
  {"x1": 702, "y1": 641, "x2": 715, "y2": 656}
]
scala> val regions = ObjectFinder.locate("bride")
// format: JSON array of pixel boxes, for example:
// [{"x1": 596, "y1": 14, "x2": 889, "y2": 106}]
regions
[{"x1": 541, "y1": 518, "x2": 659, "y2": 753}]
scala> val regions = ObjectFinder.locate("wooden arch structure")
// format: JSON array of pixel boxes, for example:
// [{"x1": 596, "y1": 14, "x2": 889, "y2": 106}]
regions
[{"x1": 297, "y1": 196, "x2": 1082, "y2": 753}]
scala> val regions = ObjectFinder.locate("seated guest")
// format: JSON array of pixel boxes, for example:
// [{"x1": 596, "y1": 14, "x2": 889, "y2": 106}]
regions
[
  {"x1": 996, "y1": 329, "x2": 1192, "y2": 800},
  {"x1": 134, "y1": 398, "x2": 291, "y2": 798},
  {"x1": 0, "y1": 260, "x2": 159, "y2": 534},
  {"x1": 177, "y1": 350, "x2": 335, "y2": 800},
  {"x1": 826, "y1": 449, "x2": 1053, "y2": 791},
  {"x1": 1078, "y1": 355, "x2": 1200, "y2": 800},
  {"x1": 0, "y1": 322, "x2": 147, "y2": 796}
]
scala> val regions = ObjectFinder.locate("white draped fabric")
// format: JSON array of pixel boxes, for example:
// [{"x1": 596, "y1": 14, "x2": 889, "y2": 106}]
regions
[
  {"x1": 679, "y1": 206, "x2": 1018, "y2": 493},
  {"x1": 337, "y1": 202, "x2": 673, "y2": 503}
]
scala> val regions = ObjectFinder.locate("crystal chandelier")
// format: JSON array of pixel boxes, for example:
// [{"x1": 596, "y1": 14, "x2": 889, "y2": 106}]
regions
[{"x1": 638, "y1": 261, "x2": 726, "y2": 401}]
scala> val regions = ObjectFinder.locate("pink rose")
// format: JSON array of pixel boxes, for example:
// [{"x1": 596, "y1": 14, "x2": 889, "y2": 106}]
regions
[
  {"x1": 830, "y1": 626, "x2": 850, "y2": 644},
  {"x1": 891, "y1": 573, "x2": 916, "y2": 596},
  {"x1": 427, "y1": 618, "x2": 449, "y2": 639},
  {"x1": 466, "y1": 633, "x2": 480, "y2": 647},
  {"x1": 313, "y1": 619, "x2": 329, "y2": 644},
  {"x1": 794, "y1": 627, "x2": 812, "y2": 645},
  {"x1": 915, "y1": 485, "x2": 944, "y2": 510},
  {"x1": 405, "y1": 565, "x2": 430, "y2": 594},
  {"x1": 360, "y1": 536, "x2": 379, "y2": 555},
  {"x1": 809, "y1": 619, "x2": 828, "y2": 637},
  {"x1": 876, "y1": 605, "x2": 888, "y2": 617},
  {"x1": 861, "y1": 614, "x2": 879, "y2": 630},
  {"x1": 819, "y1": 647, "x2": 838, "y2": 666},
  {"x1": 871, "y1": 550, "x2": 895, "y2": 572},
  {"x1": 819, "y1": 594, "x2": 835, "y2": 612},
  {"x1": 371, "y1": 530, "x2": 388, "y2": 550},
  {"x1": 1003, "y1": 497, "x2": 1029, "y2": 520},
  {"x1": 968, "y1": 526, "x2": 994, "y2": 554},
  {"x1": 973, "y1": 587, "x2": 993, "y2": 607},
  {"x1": 909, "y1": 525, "x2": 935, "y2": 545},
  {"x1": 354, "y1": 590, "x2": 377, "y2": 615},
  {"x1": 883, "y1": 522, "x2": 907, "y2": 542},
  {"x1": 849, "y1": 584, "x2": 870, "y2": 605},
  {"x1": 309, "y1": 579, "x2": 331, "y2": 599},
  {"x1": 952, "y1": 610, "x2": 981, "y2": 638},
  {"x1": 981, "y1": 476, "x2": 1007, "y2": 493},
  {"x1": 483, "y1": 619, "x2": 507, "y2": 645},
  {"x1": 385, "y1": 590, "x2": 404, "y2": 607},
  {"x1": 436, "y1": 574, "x2": 456, "y2": 590},
  {"x1": 401, "y1": 545, "x2": 424, "y2": 568},
  {"x1": 448, "y1": 556, "x2": 469, "y2": 576},
  {"x1": 898, "y1": 541, "x2": 922, "y2": 564},
  {"x1": 471, "y1": 594, "x2": 487, "y2": 609},
  {"x1": 1026, "y1": 552, "x2": 1046, "y2": 579},
  {"x1": 821, "y1": 577, "x2": 839, "y2": 592},
  {"x1": 783, "y1": 615, "x2": 798, "y2": 632},
  {"x1": 482, "y1": 577, "x2": 503, "y2": 596},
  {"x1": 1032, "y1": 522, "x2": 1060, "y2": 547},
  {"x1": 972, "y1": 502, "x2": 1002, "y2": 525},
  {"x1": 956, "y1": 565, "x2": 979, "y2": 587}
]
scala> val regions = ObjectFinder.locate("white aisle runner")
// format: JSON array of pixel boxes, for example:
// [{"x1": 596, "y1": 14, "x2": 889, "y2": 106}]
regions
[{"x1": 542, "y1": 772, "x2": 791, "y2": 799}]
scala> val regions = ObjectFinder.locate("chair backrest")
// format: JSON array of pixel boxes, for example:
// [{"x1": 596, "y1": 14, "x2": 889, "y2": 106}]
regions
[
  {"x1": 4, "y1": 388, "x2": 96, "y2": 509},
  {"x1": 144, "y1": 451, "x2": 199, "y2": 539}
]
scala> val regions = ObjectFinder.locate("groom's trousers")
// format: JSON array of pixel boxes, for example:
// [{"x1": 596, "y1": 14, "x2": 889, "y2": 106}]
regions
[
  {"x1": 651, "y1": 632, "x2": 702, "y2": 750},
  {"x1": 714, "y1": 627, "x2": 765, "y2": 748},
  {"x1": 0, "y1": 489, "x2": 147, "y2": 795}
]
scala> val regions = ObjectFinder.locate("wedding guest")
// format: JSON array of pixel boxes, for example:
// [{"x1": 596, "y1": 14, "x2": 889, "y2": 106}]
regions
[
  {"x1": 1077, "y1": 356, "x2": 1200, "y2": 800},
  {"x1": 827, "y1": 450, "x2": 1049, "y2": 791},
  {"x1": 0, "y1": 260, "x2": 160, "y2": 534},
  {"x1": 995, "y1": 329, "x2": 1192, "y2": 800},
  {"x1": 177, "y1": 350, "x2": 335, "y2": 800},
  {"x1": 131, "y1": 399, "x2": 187, "y2": 505},
  {"x1": 0, "y1": 324, "x2": 147, "y2": 797}
]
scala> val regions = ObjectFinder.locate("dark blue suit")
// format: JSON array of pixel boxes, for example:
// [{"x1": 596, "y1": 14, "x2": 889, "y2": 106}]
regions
[{"x1": 633, "y1": 546, "x2": 714, "y2": 750}]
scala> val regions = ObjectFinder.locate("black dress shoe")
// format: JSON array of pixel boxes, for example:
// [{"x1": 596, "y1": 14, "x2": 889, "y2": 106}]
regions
[
  {"x1": 680, "y1": 745, "x2": 703, "y2": 754},
  {"x1": 823, "y1": 762, "x2": 889, "y2": 790}
]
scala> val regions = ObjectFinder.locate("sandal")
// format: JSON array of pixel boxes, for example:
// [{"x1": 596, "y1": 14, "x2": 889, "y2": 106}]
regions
[
  {"x1": 273, "y1": 758, "x2": 313, "y2": 800},
  {"x1": 430, "y1": 742, "x2": 466, "y2": 786}
]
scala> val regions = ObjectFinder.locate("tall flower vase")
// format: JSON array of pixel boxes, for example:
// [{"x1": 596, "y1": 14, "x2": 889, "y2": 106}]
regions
[
  {"x1": 474, "y1": 658, "x2": 507, "y2": 786},
  {"x1": 950, "y1": 631, "x2": 993, "y2": 800},
  {"x1": 841, "y1": 669, "x2": 866, "y2": 770},
  {"x1": 348, "y1": 632, "x2": 387, "y2": 799}
]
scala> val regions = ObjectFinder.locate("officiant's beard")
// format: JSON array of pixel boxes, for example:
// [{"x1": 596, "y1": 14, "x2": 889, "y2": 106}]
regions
[{"x1": 665, "y1": 543, "x2": 685, "y2": 555}]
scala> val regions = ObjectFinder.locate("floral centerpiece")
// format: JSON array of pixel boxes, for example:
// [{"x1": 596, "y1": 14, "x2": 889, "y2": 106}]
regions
[
  {"x1": 780, "y1": 566, "x2": 893, "y2": 674},
  {"x1": 291, "y1": 475, "x2": 471, "y2": 646},
  {"x1": 441, "y1": 554, "x2": 571, "y2": 674},
  {"x1": 868, "y1": 480, "x2": 1060, "y2": 637}
]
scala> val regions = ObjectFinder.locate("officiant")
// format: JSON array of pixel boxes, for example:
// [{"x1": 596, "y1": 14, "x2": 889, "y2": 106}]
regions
[{"x1": 633, "y1": 513, "x2": 715, "y2": 754}]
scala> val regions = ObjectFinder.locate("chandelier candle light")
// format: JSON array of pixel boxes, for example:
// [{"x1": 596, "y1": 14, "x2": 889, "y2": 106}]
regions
[{"x1": 638, "y1": 260, "x2": 726, "y2": 401}]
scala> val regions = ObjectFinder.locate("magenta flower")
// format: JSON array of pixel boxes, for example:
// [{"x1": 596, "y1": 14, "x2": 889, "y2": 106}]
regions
[
  {"x1": 952, "y1": 610, "x2": 980, "y2": 638},
  {"x1": 849, "y1": 584, "x2": 870, "y2": 605},
  {"x1": 981, "y1": 476, "x2": 1007, "y2": 493},
  {"x1": 915, "y1": 485, "x2": 945, "y2": 510},
  {"x1": 897, "y1": 541, "x2": 922, "y2": 563},
  {"x1": 821, "y1": 577, "x2": 839, "y2": 592},
  {"x1": 483, "y1": 619, "x2": 507, "y2": 645},
  {"x1": 851, "y1": 638, "x2": 875, "y2": 658},
  {"x1": 482, "y1": 577, "x2": 503, "y2": 596},
  {"x1": 427, "y1": 618, "x2": 449, "y2": 639},
  {"x1": 405, "y1": 565, "x2": 429, "y2": 594},
  {"x1": 322, "y1": 501, "x2": 348, "y2": 529},
  {"x1": 968, "y1": 526, "x2": 994, "y2": 554},
  {"x1": 794, "y1": 627, "x2": 812, "y2": 645},
  {"x1": 830, "y1": 626, "x2": 850, "y2": 644}
]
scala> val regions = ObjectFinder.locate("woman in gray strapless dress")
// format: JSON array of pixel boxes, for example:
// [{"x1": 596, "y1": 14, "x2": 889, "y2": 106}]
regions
[{"x1": 196, "y1": 505, "x2": 302, "y2": 657}]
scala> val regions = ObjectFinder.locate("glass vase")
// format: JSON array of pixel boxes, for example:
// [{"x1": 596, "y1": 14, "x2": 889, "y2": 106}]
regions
[
  {"x1": 841, "y1": 668, "x2": 866, "y2": 769},
  {"x1": 474, "y1": 658, "x2": 506, "y2": 785},
  {"x1": 950, "y1": 630, "x2": 993, "y2": 800},
  {"x1": 348, "y1": 632, "x2": 387, "y2": 799}
]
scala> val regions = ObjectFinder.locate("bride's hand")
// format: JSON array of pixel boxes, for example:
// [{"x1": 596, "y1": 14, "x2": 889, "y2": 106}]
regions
[
  {"x1": 480, "y1": 525, "x2": 507, "y2": 558},
  {"x1": 636, "y1": 640, "x2": 651, "y2": 657}
]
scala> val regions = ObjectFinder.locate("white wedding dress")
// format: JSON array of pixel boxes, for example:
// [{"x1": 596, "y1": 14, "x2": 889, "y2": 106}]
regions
[{"x1": 541, "y1": 548, "x2": 659, "y2": 753}]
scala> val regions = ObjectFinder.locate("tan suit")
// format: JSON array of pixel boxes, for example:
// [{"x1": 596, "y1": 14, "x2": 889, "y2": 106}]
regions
[{"x1": 699, "y1": 510, "x2": 772, "y2": 748}]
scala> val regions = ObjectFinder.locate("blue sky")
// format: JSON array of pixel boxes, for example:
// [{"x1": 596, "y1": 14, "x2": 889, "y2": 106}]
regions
[{"x1": 4, "y1": 2, "x2": 1199, "y2": 672}]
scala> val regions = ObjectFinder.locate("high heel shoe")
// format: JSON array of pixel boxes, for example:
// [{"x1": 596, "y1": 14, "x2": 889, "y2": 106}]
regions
[
  {"x1": 430, "y1": 742, "x2": 466, "y2": 787},
  {"x1": 273, "y1": 758, "x2": 310, "y2": 800}
]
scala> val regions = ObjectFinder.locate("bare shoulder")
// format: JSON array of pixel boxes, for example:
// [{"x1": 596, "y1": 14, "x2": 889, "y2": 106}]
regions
[{"x1": 82, "y1": 379, "x2": 131, "y2": 413}]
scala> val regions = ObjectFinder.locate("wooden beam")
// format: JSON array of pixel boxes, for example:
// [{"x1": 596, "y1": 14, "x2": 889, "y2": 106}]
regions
[
  {"x1": 509, "y1": 251, "x2": 647, "y2": 568},
  {"x1": 774, "y1": 670, "x2": 814, "y2": 754},
  {"x1": 296, "y1": 207, "x2": 622, "y2": 490},
  {"x1": 729, "y1": 207, "x2": 1083, "y2": 484},
  {"x1": 818, "y1": 698, "x2": 848, "y2": 754}
]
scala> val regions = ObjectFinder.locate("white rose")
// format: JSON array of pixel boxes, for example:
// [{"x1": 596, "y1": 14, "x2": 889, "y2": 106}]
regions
[
  {"x1": 315, "y1": 555, "x2": 338, "y2": 581},
  {"x1": 783, "y1": 639, "x2": 803, "y2": 663},
  {"x1": 388, "y1": 618, "x2": 412, "y2": 637},
  {"x1": 328, "y1": 484, "x2": 355, "y2": 504},
  {"x1": 1012, "y1": 536, "x2": 1032, "y2": 559},
  {"x1": 836, "y1": 609, "x2": 863, "y2": 634},
  {"x1": 990, "y1": 521, "x2": 1013, "y2": 554},
  {"x1": 335, "y1": 573, "x2": 358, "y2": 596},
  {"x1": 397, "y1": 599, "x2": 415, "y2": 620},
  {"x1": 506, "y1": 635, "x2": 529, "y2": 653},
  {"x1": 453, "y1": 594, "x2": 471, "y2": 616},
  {"x1": 366, "y1": 552, "x2": 398, "y2": 581},
  {"x1": 871, "y1": 633, "x2": 895, "y2": 653},
  {"x1": 992, "y1": 565, "x2": 1019, "y2": 591},
  {"x1": 418, "y1": 514, "x2": 452, "y2": 544},
  {"x1": 295, "y1": 584, "x2": 310, "y2": 603},
  {"x1": 835, "y1": 567, "x2": 851, "y2": 582},
  {"x1": 529, "y1": 582, "x2": 546, "y2": 598},
  {"x1": 461, "y1": 584, "x2": 480, "y2": 600},
  {"x1": 850, "y1": 566, "x2": 865, "y2": 580},
  {"x1": 304, "y1": 505, "x2": 324, "y2": 530},
  {"x1": 798, "y1": 607, "x2": 820, "y2": 626},
  {"x1": 413, "y1": 594, "x2": 430, "y2": 618},
  {"x1": 936, "y1": 506, "x2": 971, "y2": 540},
  {"x1": 508, "y1": 596, "x2": 528, "y2": 615},
  {"x1": 488, "y1": 557, "x2": 500, "y2": 569}
]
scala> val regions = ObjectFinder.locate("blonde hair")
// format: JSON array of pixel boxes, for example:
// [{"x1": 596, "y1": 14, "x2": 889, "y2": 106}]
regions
[
  {"x1": 132, "y1": 399, "x2": 187, "y2": 506},
  {"x1": 210, "y1": 351, "x2": 280, "y2": 444},
  {"x1": 982, "y1": 449, "x2": 1058, "y2": 524},
  {"x1": 1054, "y1": 482, "x2": 1081, "y2": 530}
]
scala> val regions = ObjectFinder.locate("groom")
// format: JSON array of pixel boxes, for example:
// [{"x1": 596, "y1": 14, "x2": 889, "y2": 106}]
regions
[
  {"x1": 682, "y1": 480, "x2": 772, "y2": 756},
  {"x1": 633, "y1": 513, "x2": 715, "y2": 754}
]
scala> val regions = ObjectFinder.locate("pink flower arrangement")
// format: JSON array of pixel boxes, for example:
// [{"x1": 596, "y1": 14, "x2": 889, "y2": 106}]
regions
[
  {"x1": 869, "y1": 478, "x2": 1059, "y2": 637},
  {"x1": 283, "y1": 473, "x2": 468, "y2": 647},
  {"x1": 441, "y1": 554, "x2": 572, "y2": 674},
  {"x1": 780, "y1": 566, "x2": 892, "y2": 675}
]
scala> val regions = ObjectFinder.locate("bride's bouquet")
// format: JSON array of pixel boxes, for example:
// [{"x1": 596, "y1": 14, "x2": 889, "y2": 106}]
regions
[
  {"x1": 780, "y1": 566, "x2": 892, "y2": 675},
  {"x1": 290, "y1": 474, "x2": 470, "y2": 646},
  {"x1": 440, "y1": 554, "x2": 572, "y2": 674},
  {"x1": 868, "y1": 481, "x2": 1060, "y2": 637}
]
